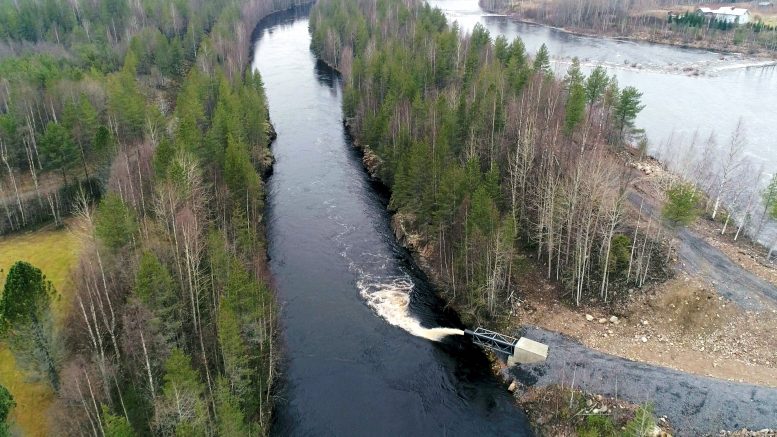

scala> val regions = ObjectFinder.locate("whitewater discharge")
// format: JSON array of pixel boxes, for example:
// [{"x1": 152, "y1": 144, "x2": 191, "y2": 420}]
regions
[
  {"x1": 329, "y1": 208, "x2": 463, "y2": 342},
  {"x1": 356, "y1": 273, "x2": 464, "y2": 342}
]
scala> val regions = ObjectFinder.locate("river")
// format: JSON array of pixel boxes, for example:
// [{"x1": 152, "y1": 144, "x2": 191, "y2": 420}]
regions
[
  {"x1": 251, "y1": 6, "x2": 532, "y2": 436},
  {"x1": 430, "y1": 0, "x2": 777, "y2": 173}
]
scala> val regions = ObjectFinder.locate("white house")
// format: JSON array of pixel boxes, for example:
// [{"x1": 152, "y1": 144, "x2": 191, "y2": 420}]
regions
[{"x1": 696, "y1": 6, "x2": 751, "y2": 24}]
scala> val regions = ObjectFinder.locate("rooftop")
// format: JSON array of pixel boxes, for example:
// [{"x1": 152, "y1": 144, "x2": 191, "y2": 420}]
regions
[{"x1": 697, "y1": 6, "x2": 750, "y2": 16}]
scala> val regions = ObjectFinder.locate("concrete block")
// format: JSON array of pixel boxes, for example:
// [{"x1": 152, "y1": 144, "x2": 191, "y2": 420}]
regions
[{"x1": 508, "y1": 337, "x2": 549, "y2": 366}]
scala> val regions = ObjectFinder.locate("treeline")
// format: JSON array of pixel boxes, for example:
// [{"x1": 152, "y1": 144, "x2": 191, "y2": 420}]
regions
[
  {"x1": 480, "y1": 0, "x2": 777, "y2": 53},
  {"x1": 0, "y1": 0, "x2": 298, "y2": 435},
  {"x1": 310, "y1": 0, "x2": 667, "y2": 321},
  {"x1": 479, "y1": 0, "x2": 633, "y2": 32},
  {"x1": 668, "y1": 11, "x2": 777, "y2": 47},
  {"x1": 0, "y1": 0, "x2": 283, "y2": 234}
]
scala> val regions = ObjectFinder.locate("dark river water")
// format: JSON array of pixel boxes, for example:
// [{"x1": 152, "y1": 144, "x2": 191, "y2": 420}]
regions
[
  {"x1": 252, "y1": 6, "x2": 531, "y2": 436},
  {"x1": 431, "y1": 0, "x2": 777, "y2": 173}
]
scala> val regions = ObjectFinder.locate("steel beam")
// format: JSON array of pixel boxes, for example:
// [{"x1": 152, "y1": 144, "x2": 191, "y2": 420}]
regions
[{"x1": 464, "y1": 327, "x2": 518, "y2": 355}]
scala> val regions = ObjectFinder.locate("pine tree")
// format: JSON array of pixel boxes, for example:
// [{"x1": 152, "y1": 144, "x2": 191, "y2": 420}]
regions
[
  {"x1": 663, "y1": 182, "x2": 699, "y2": 226},
  {"x1": 624, "y1": 403, "x2": 657, "y2": 437},
  {"x1": 0, "y1": 261, "x2": 59, "y2": 390},
  {"x1": 0, "y1": 384, "x2": 14, "y2": 437}
]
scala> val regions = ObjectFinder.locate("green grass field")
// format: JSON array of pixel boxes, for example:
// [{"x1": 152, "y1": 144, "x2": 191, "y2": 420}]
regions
[{"x1": 0, "y1": 226, "x2": 83, "y2": 437}]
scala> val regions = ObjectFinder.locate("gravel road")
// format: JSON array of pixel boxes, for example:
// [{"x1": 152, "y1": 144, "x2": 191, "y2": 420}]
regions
[
  {"x1": 510, "y1": 326, "x2": 777, "y2": 434},
  {"x1": 676, "y1": 228, "x2": 777, "y2": 310},
  {"x1": 628, "y1": 191, "x2": 777, "y2": 310}
]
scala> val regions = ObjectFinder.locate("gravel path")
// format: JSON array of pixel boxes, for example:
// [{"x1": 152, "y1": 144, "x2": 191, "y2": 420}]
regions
[
  {"x1": 676, "y1": 228, "x2": 777, "y2": 310},
  {"x1": 628, "y1": 191, "x2": 777, "y2": 310},
  {"x1": 510, "y1": 327, "x2": 777, "y2": 434}
]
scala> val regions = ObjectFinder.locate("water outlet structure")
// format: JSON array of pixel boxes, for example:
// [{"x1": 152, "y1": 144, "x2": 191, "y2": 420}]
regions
[{"x1": 464, "y1": 327, "x2": 549, "y2": 365}]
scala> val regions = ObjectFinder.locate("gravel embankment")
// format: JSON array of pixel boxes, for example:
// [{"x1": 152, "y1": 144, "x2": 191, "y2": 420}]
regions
[{"x1": 510, "y1": 326, "x2": 777, "y2": 435}]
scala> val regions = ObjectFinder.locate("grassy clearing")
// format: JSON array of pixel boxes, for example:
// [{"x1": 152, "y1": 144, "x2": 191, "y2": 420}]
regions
[
  {"x1": 762, "y1": 15, "x2": 777, "y2": 27},
  {"x1": 0, "y1": 225, "x2": 83, "y2": 437}
]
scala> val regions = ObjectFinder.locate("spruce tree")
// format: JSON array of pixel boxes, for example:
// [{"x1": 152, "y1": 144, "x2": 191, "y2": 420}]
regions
[
  {"x1": 215, "y1": 377, "x2": 251, "y2": 437},
  {"x1": 564, "y1": 58, "x2": 586, "y2": 135},
  {"x1": 585, "y1": 66, "x2": 609, "y2": 108},
  {"x1": 95, "y1": 193, "x2": 138, "y2": 250},
  {"x1": 614, "y1": 86, "x2": 646, "y2": 143},
  {"x1": 135, "y1": 252, "x2": 181, "y2": 345},
  {"x1": 761, "y1": 173, "x2": 777, "y2": 218},
  {"x1": 155, "y1": 349, "x2": 208, "y2": 436},
  {"x1": 101, "y1": 405, "x2": 134, "y2": 437},
  {"x1": 663, "y1": 183, "x2": 699, "y2": 226},
  {"x1": 39, "y1": 122, "x2": 78, "y2": 183},
  {"x1": 533, "y1": 43, "x2": 551, "y2": 76}
]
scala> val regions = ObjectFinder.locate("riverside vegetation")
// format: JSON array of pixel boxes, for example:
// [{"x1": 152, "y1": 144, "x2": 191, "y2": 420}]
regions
[
  {"x1": 311, "y1": 0, "x2": 670, "y2": 324},
  {"x1": 309, "y1": 0, "x2": 677, "y2": 433},
  {"x1": 0, "y1": 0, "x2": 300, "y2": 434},
  {"x1": 307, "y1": 1, "x2": 777, "y2": 434},
  {"x1": 479, "y1": 0, "x2": 777, "y2": 55}
]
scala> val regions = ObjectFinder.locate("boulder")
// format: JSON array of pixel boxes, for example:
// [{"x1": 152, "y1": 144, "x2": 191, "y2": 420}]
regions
[
  {"x1": 508, "y1": 381, "x2": 518, "y2": 392},
  {"x1": 361, "y1": 145, "x2": 383, "y2": 179}
]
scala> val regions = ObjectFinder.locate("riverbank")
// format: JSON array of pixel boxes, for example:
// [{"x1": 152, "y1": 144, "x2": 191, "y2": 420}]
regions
[
  {"x1": 255, "y1": 9, "x2": 535, "y2": 434},
  {"x1": 0, "y1": 0, "x2": 299, "y2": 433},
  {"x1": 313, "y1": 0, "x2": 777, "y2": 433},
  {"x1": 343, "y1": 117, "x2": 674, "y2": 435},
  {"x1": 399, "y1": 150, "x2": 777, "y2": 430},
  {"x1": 512, "y1": 326, "x2": 777, "y2": 435},
  {"x1": 506, "y1": 14, "x2": 777, "y2": 60},
  {"x1": 345, "y1": 52, "x2": 777, "y2": 436},
  {"x1": 478, "y1": 2, "x2": 777, "y2": 60}
]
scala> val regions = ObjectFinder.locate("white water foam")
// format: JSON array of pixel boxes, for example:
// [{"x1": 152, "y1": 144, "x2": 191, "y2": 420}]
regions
[
  {"x1": 330, "y1": 214, "x2": 463, "y2": 342},
  {"x1": 357, "y1": 274, "x2": 464, "y2": 342}
]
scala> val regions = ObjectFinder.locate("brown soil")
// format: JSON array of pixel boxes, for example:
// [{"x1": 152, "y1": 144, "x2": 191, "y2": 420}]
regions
[
  {"x1": 516, "y1": 272, "x2": 777, "y2": 387},
  {"x1": 510, "y1": 155, "x2": 777, "y2": 388}
]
